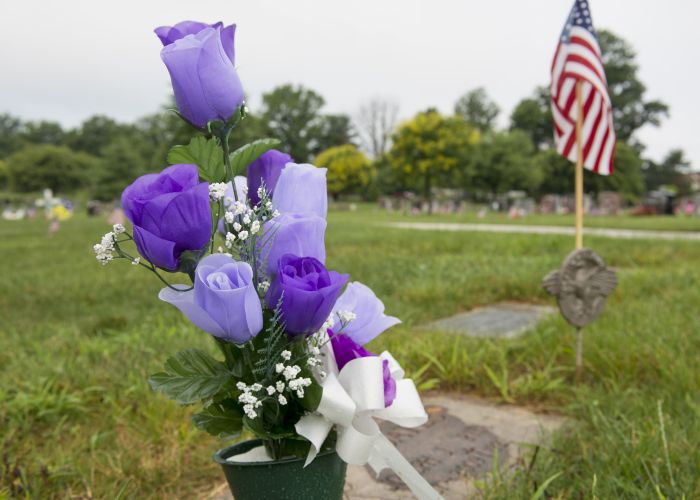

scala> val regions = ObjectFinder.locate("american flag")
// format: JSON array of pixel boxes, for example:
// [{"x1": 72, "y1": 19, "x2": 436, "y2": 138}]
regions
[{"x1": 551, "y1": 0, "x2": 615, "y2": 175}]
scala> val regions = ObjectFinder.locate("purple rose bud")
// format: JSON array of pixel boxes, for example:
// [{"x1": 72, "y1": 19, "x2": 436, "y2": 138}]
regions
[
  {"x1": 266, "y1": 255, "x2": 348, "y2": 335},
  {"x1": 159, "y1": 254, "x2": 263, "y2": 343},
  {"x1": 121, "y1": 164, "x2": 211, "y2": 271},
  {"x1": 247, "y1": 150, "x2": 293, "y2": 206},
  {"x1": 160, "y1": 27, "x2": 244, "y2": 128},
  {"x1": 332, "y1": 282, "x2": 400, "y2": 345},
  {"x1": 330, "y1": 332, "x2": 396, "y2": 407},
  {"x1": 272, "y1": 163, "x2": 327, "y2": 218},
  {"x1": 155, "y1": 21, "x2": 236, "y2": 64},
  {"x1": 259, "y1": 213, "x2": 326, "y2": 277}
]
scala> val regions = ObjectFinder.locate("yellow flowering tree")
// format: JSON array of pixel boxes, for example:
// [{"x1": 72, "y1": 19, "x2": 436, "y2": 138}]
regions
[
  {"x1": 388, "y1": 110, "x2": 479, "y2": 204},
  {"x1": 315, "y1": 144, "x2": 373, "y2": 198}
]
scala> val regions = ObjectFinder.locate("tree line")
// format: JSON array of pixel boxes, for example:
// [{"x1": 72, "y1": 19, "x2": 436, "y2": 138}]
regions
[{"x1": 0, "y1": 30, "x2": 692, "y2": 204}]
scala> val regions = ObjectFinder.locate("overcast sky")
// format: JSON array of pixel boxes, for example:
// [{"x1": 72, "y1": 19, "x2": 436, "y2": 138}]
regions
[{"x1": 2, "y1": 0, "x2": 698, "y2": 168}]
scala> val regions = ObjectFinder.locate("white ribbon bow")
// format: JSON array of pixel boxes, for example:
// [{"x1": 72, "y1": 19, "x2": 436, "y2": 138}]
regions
[{"x1": 295, "y1": 344, "x2": 443, "y2": 500}]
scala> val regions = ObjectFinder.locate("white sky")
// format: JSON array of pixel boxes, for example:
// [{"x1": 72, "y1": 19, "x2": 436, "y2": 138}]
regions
[{"x1": 2, "y1": 0, "x2": 698, "y2": 168}]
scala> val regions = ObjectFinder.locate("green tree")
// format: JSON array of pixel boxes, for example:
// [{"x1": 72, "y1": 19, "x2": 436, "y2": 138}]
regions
[
  {"x1": 454, "y1": 87, "x2": 500, "y2": 132},
  {"x1": 92, "y1": 137, "x2": 151, "y2": 201},
  {"x1": 66, "y1": 115, "x2": 138, "y2": 157},
  {"x1": 532, "y1": 148, "x2": 574, "y2": 196},
  {"x1": 21, "y1": 121, "x2": 65, "y2": 145},
  {"x1": 0, "y1": 114, "x2": 23, "y2": 158},
  {"x1": 315, "y1": 144, "x2": 373, "y2": 198},
  {"x1": 260, "y1": 84, "x2": 325, "y2": 162},
  {"x1": 389, "y1": 110, "x2": 479, "y2": 206},
  {"x1": 642, "y1": 149, "x2": 691, "y2": 195},
  {"x1": 598, "y1": 29, "x2": 669, "y2": 142},
  {"x1": 7, "y1": 145, "x2": 99, "y2": 192},
  {"x1": 472, "y1": 130, "x2": 541, "y2": 197},
  {"x1": 136, "y1": 100, "x2": 203, "y2": 166},
  {"x1": 509, "y1": 86, "x2": 553, "y2": 149},
  {"x1": 588, "y1": 142, "x2": 644, "y2": 202},
  {"x1": 0, "y1": 159, "x2": 9, "y2": 190},
  {"x1": 313, "y1": 114, "x2": 356, "y2": 156}
]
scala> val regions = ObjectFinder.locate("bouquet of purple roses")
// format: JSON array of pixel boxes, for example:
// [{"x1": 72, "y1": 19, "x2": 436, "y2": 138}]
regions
[{"x1": 93, "y1": 19, "x2": 439, "y2": 499}]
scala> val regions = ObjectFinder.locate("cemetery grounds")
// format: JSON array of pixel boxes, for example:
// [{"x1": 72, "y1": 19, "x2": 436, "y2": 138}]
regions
[{"x1": 1, "y1": 207, "x2": 699, "y2": 498}]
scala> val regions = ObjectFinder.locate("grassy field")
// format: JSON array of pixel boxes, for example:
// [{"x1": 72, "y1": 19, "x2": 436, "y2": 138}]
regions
[{"x1": 1, "y1": 209, "x2": 699, "y2": 498}]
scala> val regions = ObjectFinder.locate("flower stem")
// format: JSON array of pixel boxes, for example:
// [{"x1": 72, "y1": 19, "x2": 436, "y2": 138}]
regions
[{"x1": 210, "y1": 199, "x2": 222, "y2": 253}]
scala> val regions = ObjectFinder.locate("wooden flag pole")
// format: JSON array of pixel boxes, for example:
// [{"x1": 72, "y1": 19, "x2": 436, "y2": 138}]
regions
[
  {"x1": 574, "y1": 80, "x2": 584, "y2": 382},
  {"x1": 574, "y1": 80, "x2": 584, "y2": 250}
]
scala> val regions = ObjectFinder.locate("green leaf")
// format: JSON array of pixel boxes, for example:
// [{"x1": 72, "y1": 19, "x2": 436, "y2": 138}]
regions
[
  {"x1": 229, "y1": 138, "x2": 281, "y2": 177},
  {"x1": 167, "y1": 136, "x2": 225, "y2": 182},
  {"x1": 192, "y1": 400, "x2": 243, "y2": 439},
  {"x1": 300, "y1": 376, "x2": 323, "y2": 412},
  {"x1": 214, "y1": 338, "x2": 245, "y2": 377},
  {"x1": 166, "y1": 145, "x2": 196, "y2": 165},
  {"x1": 148, "y1": 349, "x2": 233, "y2": 405}
]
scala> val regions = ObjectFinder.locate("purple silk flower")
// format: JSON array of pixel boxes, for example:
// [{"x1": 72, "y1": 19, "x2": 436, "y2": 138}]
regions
[
  {"x1": 266, "y1": 255, "x2": 348, "y2": 335},
  {"x1": 247, "y1": 150, "x2": 292, "y2": 206},
  {"x1": 160, "y1": 27, "x2": 244, "y2": 128},
  {"x1": 272, "y1": 163, "x2": 328, "y2": 218},
  {"x1": 121, "y1": 164, "x2": 211, "y2": 271},
  {"x1": 332, "y1": 282, "x2": 401, "y2": 346},
  {"x1": 330, "y1": 332, "x2": 397, "y2": 407},
  {"x1": 259, "y1": 213, "x2": 326, "y2": 277},
  {"x1": 155, "y1": 20, "x2": 236, "y2": 64},
  {"x1": 159, "y1": 253, "x2": 263, "y2": 343}
]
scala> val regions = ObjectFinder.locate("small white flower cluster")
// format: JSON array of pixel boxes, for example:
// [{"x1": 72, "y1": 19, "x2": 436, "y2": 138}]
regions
[
  {"x1": 304, "y1": 334, "x2": 325, "y2": 375},
  {"x1": 221, "y1": 189, "x2": 277, "y2": 251},
  {"x1": 320, "y1": 315, "x2": 335, "y2": 333},
  {"x1": 237, "y1": 381, "x2": 264, "y2": 419},
  {"x1": 257, "y1": 280, "x2": 270, "y2": 294},
  {"x1": 288, "y1": 377, "x2": 312, "y2": 398},
  {"x1": 93, "y1": 231, "x2": 116, "y2": 265},
  {"x1": 235, "y1": 348, "x2": 317, "y2": 418},
  {"x1": 274, "y1": 354, "x2": 313, "y2": 398},
  {"x1": 209, "y1": 182, "x2": 228, "y2": 201},
  {"x1": 113, "y1": 223, "x2": 125, "y2": 234},
  {"x1": 337, "y1": 310, "x2": 357, "y2": 324},
  {"x1": 264, "y1": 381, "x2": 288, "y2": 405}
]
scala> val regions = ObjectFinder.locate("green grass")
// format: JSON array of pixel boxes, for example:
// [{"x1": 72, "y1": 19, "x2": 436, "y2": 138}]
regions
[{"x1": 1, "y1": 210, "x2": 699, "y2": 498}]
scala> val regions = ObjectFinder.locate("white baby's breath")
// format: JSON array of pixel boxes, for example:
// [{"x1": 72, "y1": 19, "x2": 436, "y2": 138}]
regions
[{"x1": 209, "y1": 182, "x2": 228, "y2": 201}]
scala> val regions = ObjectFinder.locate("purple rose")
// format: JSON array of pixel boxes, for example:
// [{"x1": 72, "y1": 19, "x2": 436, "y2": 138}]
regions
[
  {"x1": 160, "y1": 27, "x2": 244, "y2": 128},
  {"x1": 266, "y1": 255, "x2": 348, "y2": 335},
  {"x1": 272, "y1": 163, "x2": 327, "y2": 218},
  {"x1": 159, "y1": 254, "x2": 263, "y2": 343},
  {"x1": 247, "y1": 150, "x2": 292, "y2": 206},
  {"x1": 332, "y1": 282, "x2": 400, "y2": 345},
  {"x1": 155, "y1": 21, "x2": 236, "y2": 64},
  {"x1": 259, "y1": 213, "x2": 326, "y2": 277},
  {"x1": 330, "y1": 332, "x2": 396, "y2": 407},
  {"x1": 121, "y1": 164, "x2": 211, "y2": 271}
]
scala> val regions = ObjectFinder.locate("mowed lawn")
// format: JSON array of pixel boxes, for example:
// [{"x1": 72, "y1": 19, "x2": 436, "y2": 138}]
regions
[{"x1": 1, "y1": 209, "x2": 699, "y2": 498}]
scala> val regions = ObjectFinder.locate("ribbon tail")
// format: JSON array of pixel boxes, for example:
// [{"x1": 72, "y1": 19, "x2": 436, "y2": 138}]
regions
[
  {"x1": 369, "y1": 433, "x2": 444, "y2": 500},
  {"x1": 295, "y1": 414, "x2": 333, "y2": 467}
]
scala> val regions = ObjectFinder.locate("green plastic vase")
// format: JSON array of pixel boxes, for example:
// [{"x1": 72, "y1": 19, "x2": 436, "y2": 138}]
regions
[{"x1": 213, "y1": 439, "x2": 347, "y2": 500}]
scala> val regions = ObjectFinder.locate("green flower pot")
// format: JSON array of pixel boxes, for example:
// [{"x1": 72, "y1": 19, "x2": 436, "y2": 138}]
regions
[{"x1": 213, "y1": 439, "x2": 347, "y2": 500}]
